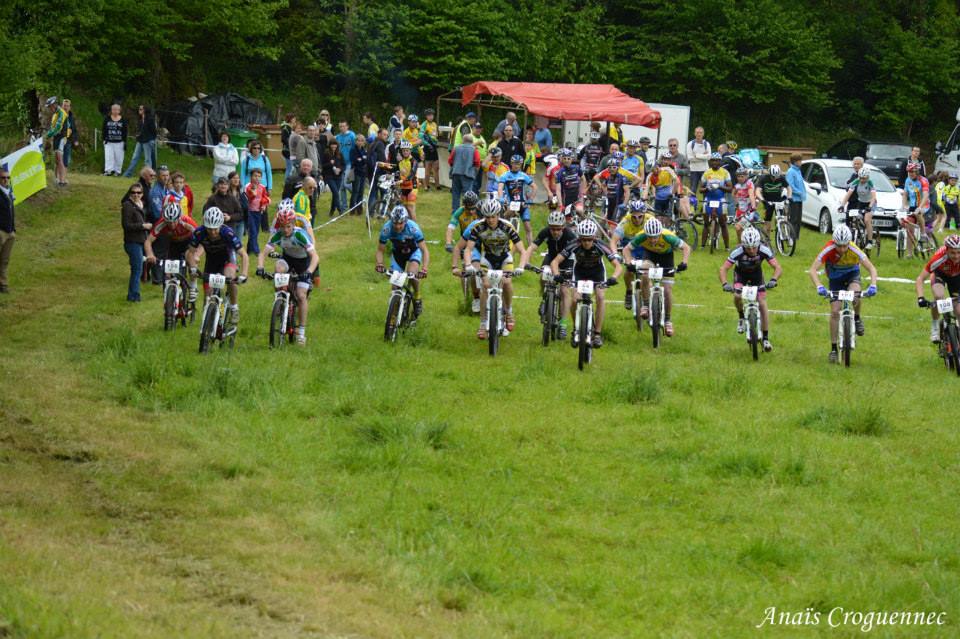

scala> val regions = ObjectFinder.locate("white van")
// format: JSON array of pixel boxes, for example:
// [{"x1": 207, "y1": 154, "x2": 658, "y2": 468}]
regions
[{"x1": 934, "y1": 107, "x2": 960, "y2": 174}]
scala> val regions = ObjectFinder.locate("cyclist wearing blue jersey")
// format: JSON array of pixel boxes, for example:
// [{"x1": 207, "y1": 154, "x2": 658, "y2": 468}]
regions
[
  {"x1": 699, "y1": 152, "x2": 732, "y2": 249},
  {"x1": 901, "y1": 162, "x2": 931, "y2": 258},
  {"x1": 376, "y1": 205, "x2": 430, "y2": 318},
  {"x1": 498, "y1": 154, "x2": 537, "y2": 245},
  {"x1": 187, "y1": 207, "x2": 246, "y2": 327}
]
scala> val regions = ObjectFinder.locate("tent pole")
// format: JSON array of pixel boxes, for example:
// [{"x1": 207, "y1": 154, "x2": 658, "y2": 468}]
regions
[{"x1": 654, "y1": 124, "x2": 661, "y2": 163}]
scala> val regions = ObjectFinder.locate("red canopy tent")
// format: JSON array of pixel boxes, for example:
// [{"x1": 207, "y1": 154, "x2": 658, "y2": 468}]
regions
[{"x1": 459, "y1": 81, "x2": 661, "y2": 128}]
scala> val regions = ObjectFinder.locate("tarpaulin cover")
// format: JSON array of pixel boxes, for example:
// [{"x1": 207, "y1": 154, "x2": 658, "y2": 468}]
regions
[
  {"x1": 159, "y1": 93, "x2": 273, "y2": 155},
  {"x1": 461, "y1": 82, "x2": 661, "y2": 127}
]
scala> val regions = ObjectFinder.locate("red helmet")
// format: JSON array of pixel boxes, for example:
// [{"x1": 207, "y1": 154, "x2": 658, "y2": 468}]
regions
[
  {"x1": 907, "y1": 162, "x2": 920, "y2": 173},
  {"x1": 276, "y1": 210, "x2": 296, "y2": 226}
]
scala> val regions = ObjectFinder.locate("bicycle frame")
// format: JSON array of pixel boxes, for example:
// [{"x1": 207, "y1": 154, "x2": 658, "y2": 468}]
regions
[
  {"x1": 636, "y1": 262, "x2": 670, "y2": 330},
  {"x1": 830, "y1": 289, "x2": 861, "y2": 353},
  {"x1": 572, "y1": 279, "x2": 596, "y2": 343},
  {"x1": 387, "y1": 270, "x2": 415, "y2": 323},
  {"x1": 485, "y1": 269, "x2": 508, "y2": 336},
  {"x1": 273, "y1": 272, "x2": 293, "y2": 338},
  {"x1": 202, "y1": 273, "x2": 229, "y2": 341},
  {"x1": 162, "y1": 259, "x2": 189, "y2": 323}
]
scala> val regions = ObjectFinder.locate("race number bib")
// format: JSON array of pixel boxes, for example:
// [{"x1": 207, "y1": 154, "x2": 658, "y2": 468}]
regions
[
  {"x1": 838, "y1": 290, "x2": 855, "y2": 302},
  {"x1": 389, "y1": 271, "x2": 408, "y2": 287},
  {"x1": 577, "y1": 280, "x2": 594, "y2": 294},
  {"x1": 937, "y1": 298, "x2": 954, "y2": 314},
  {"x1": 274, "y1": 273, "x2": 290, "y2": 288},
  {"x1": 164, "y1": 260, "x2": 181, "y2": 275},
  {"x1": 648, "y1": 267, "x2": 664, "y2": 280},
  {"x1": 208, "y1": 274, "x2": 226, "y2": 289},
  {"x1": 741, "y1": 286, "x2": 758, "y2": 302},
  {"x1": 509, "y1": 200, "x2": 521, "y2": 212}
]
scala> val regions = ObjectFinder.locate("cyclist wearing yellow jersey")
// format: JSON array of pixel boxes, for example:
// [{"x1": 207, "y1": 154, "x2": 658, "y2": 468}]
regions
[
  {"x1": 944, "y1": 172, "x2": 960, "y2": 231},
  {"x1": 699, "y1": 152, "x2": 733, "y2": 250},
  {"x1": 402, "y1": 114, "x2": 424, "y2": 160},
  {"x1": 446, "y1": 191, "x2": 482, "y2": 311},
  {"x1": 613, "y1": 200, "x2": 654, "y2": 310},
  {"x1": 622, "y1": 217, "x2": 691, "y2": 337}
]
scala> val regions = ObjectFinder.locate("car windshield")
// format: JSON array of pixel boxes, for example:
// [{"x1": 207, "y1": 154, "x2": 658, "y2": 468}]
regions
[
  {"x1": 827, "y1": 167, "x2": 896, "y2": 192},
  {"x1": 866, "y1": 144, "x2": 911, "y2": 160}
]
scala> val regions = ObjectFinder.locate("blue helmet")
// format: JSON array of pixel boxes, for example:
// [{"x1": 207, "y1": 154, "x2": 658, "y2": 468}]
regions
[{"x1": 389, "y1": 206, "x2": 408, "y2": 224}]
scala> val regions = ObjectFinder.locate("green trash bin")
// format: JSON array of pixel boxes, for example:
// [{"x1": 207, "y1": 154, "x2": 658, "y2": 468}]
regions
[{"x1": 226, "y1": 128, "x2": 259, "y2": 151}]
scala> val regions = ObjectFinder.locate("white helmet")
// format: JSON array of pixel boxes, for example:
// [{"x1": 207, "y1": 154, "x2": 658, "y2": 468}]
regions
[
  {"x1": 544, "y1": 154, "x2": 559, "y2": 169},
  {"x1": 768, "y1": 164, "x2": 781, "y2": 177},
  {"x1": 480, "y1": 198, "x2": 501, "y2": 218},
  {"x1": 741, "y1": 227, "x2": 762, "y2": 248},
  {"x1": 644, "y1": 217, "x2": 663, "y2": 237},
  {"x1": 277, "y1": 198, "x2": 295, "y2": 215},
  {"x1": 162, "y1": 201, "x2": 182, "y2": 223},
  {"x1": 203, "y1": 206, "x2": 225, "y2": 229},
  {"x1": 833, "y1": 224, "x2": 852, "y2": 246},
  {"x1": 389, "y1": 205, "x2": 408, "y2": 224},
  {"x1": 576, "y1": 219, "x2": 598, "y2": 238},
  {"x1": 547, "y1": 210, "x2": 565, "y2": 226},
  {"x1": 858, "y1": 167, "x2": 870, "y2": 179}
]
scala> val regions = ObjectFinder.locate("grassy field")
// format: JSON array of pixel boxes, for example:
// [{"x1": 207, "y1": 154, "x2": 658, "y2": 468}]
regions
[{"x1": 1, "y1": 151, "x2": 959, "y2": 638}]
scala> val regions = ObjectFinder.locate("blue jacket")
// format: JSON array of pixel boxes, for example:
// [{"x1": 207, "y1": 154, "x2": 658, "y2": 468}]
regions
[
  {"x1": 149, "y1": 183, "x2": 167, "y2": 221},
  {"x1": 786, "y1": 165, "x2": 806, "y2": 202},
  {"x1": 239, "y1": 153, "x2": 273, "y2": 191}
]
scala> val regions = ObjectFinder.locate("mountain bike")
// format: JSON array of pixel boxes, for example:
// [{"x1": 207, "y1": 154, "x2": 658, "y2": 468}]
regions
[
  {"x1": 730, "y1": 285, "x2": 767, "y2": 361},
  {"x1": 633, "y1": 263, "x2": 676, "y2": 349},
  {"x1": 771, "y1": 200, "x2": 796, "y2": 256},
  {"x1": 503, "y1": 198, "x2": 523, "y2": 234},
  {"x1": 474, "y1": 267, "x2": 516, "y2": 356},
  {"x1": 932, "y1": 296, "x2": 960, "y2": 376},
  {"x1": 735, "y1": 212, "x2": 770, "y2": 247},
  {"x1": 563, "y1": 277, "x2": 610, "y2": 370},
  {"x1": 666, "y1": 196, "x2": 699, "y2": 251},
  {"x1": 265, "y1": 271, "x2": 300, "y2": 348},
  {"x1": 842, "y1": 207, "x2": 881, "y2": 257},
  {"x1": 897, "y1": 209, "x2": 938, "y2": 259},
  {"x1": 375, "y1": 173, "x2": 400, "y2": 219},
  {"x1": 704, "y1": 198, "x2": 725, "y2": 254},
  {"x1": 198, "y1": 273, "x2": 236, "y2": 353},
  {"x1": 383, "y1": 269, "x2": 418, "y2": 342},
  {"x1": 828, "y1": 290, "x2": 861, "y2": 367},
  {"x1": 161, "y1": 259, "x2": 194, "y2": 331},
  {"x1": 525, "y1": 265, "x2": 563, "y2": 346}
]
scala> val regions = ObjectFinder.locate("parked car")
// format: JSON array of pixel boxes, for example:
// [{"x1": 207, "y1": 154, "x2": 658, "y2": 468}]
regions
[
  {"x1": 822, "y1": 138, "x2": 912, "y2": 185},
  {"x1": 934, "y1": 106, "x2": 960, "y2": 175},
  {"x1": 800, "y1": 159, "x2": 902, "y2": 235}
]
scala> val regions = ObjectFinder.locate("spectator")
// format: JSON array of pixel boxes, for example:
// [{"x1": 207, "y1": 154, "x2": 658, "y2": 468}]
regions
[
  {"x1": 316, "y1": 109, "x2": 332, "y2": 133},
  {"x1": 470, "y1": 122, "x2": 487, "y2": 193},
  {"x1": 389, "y1": 105, "x2": 405, "y2": 137},
  {"x1": 102, "y1": 103, "x2": 127, "y2": 176},
  {"x1": 420, "y1": 108, "x2": 441, "y2": 191},
  {"x1": 150, "y1": 165, "x2": 170, "y2": 223},
  {"x1": 304, "y1": 125, "x2": 320, "y2": 178},
  {"x1": 61, "y1": 99, "x2": 77, "y2": 172},
  {"x1": 0, "y1": 167, "x2": 15, "y2": 294},
  {"x1": 137, "y1": 167, "x2": 157, "y2": 219},
  {"x1": 282, "y1": 158, "x2": 315, "y2": 203},
  {"x1": 523, "y1": 139, "x2": 537, "y2": 177},
  {"x1": 534, "y1": 123, "x2": 553, "y2": 157},
  {"x1": 453, "y1": 111, "x2": 478, "y2": 148},
  {"x1": 622, "y1": 140, "x2": 643, "y2": 178},
  {"x1": 386, "y1": 128, "x2": 404, "y2": 165},
  {"x1": 786, "y1": 153, "x2": 807, "y2": 240},
  {"x1": 367, "y1": 128, "x2": 391, "y2": 212},
  {"x1": 898, "y1": 146, "x2": 926, "y2": 184},
  {"x1": 228, "y1": 171, "x2": 249, "y2": 238},
  {"x1": 686, "y1": 127, "x2": 711, "y2": 195},
  {"x1": 280, "y1": 113, "x2": 296, "y2": 178},
  {"x1": 322, "y1": 139, "x2": 345, "y2": 216},
  {"x1": 448, "y1": 133, "x2": 481, "y2": 213},
  {"x1": 121, "y1": 182, "x2": 151, "y2": 302},
  {"x1": 494, "y1": 111, "x2": 519, "y2": 138},
  {"x1": 349, "y1": 134, "x2": 369, "y2": 212},
  {"x1": 122, "y1": 105, "x2": 157, "y2": 177},
  {"x1": 205, "y1": 176, "x2": 244, "y2": 238},
  {"x1": 44, "y1": 96, "x2": 70, "y2": 186},
  {"x1": 239, "y1": 139, "x2": 272, "y2": 193},
  {"x1": 287, "y1": 122, "x2": 308, "y2": 176},
  {"x1": 637, "y1": 136, "x2": 654, "y2": 169},
  {"x1": 244, "y1": 167, "x2": 270, "y2": 255},
  {"x1": 165, "y1": 171, "x2": 192, "y2": 216},
  {"x1": 293, "y1": 176, "x2": 318, "y2": 223},
  {"x1": 665, "y1": 138, "x2": 689, "y2": 177},
  {"x1": 212, "y1": 131, "x2": 239, "y2": 186},
  {"x1": 336, "y1": 120, "x2": 357, "y2": 205},
  {"x1": 403, "y1": 114, "x2": 424, "y2": 160},
  {"x1": 498, "y1": 124, "x2": 524, "y2": 167},
  {"x1": 363, "y1": 111, "x2": 380, "y2": 143}
]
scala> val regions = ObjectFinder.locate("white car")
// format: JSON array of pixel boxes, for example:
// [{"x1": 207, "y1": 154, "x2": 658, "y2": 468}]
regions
[{"x1": 800, "y1": 159, "x2": 903, "y2": 235}]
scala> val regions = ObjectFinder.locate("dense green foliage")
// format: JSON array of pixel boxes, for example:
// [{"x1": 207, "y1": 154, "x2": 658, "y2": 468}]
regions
[{"x1": 2, "y1": 0, "x2": 960, "y2": 144}]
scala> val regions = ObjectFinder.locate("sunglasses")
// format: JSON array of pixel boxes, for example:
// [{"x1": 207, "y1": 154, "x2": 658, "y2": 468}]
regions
[
  {"x1": 0, "y1": 175, "x2": 9, "y2": 180},
  {"x1": 131, "y1": 190, "x2": 143, "y2": 195}
]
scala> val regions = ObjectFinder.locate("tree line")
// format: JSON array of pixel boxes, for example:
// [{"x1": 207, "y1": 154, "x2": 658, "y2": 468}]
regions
[{"x1": 2, "y1": 0, "x2": 958, "y2": 148}]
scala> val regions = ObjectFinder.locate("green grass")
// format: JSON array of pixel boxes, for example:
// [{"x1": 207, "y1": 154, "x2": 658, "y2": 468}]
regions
[{"x1": 1, "y1": 151, "x2": 959, "y2": 637}]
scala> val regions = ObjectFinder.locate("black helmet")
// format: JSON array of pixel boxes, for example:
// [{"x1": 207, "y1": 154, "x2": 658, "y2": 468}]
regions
[{"x1": 462, "y1": 190, "x2": 479, "y2": 207}]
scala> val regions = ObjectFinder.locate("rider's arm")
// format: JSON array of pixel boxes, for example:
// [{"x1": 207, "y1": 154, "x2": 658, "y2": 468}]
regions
[
  {"x1": 808, "y1": 257, "x2": 824, "y2": 289},
  {"x1": 375, "y1": 242, "x2": 387, "y2": 269},
  {"x1": 679, "y1": 241, "x2": 692, "y2": 266},
  {"x1": 838, "y1": 189, "x2": 852, "y2": 209},
  {"x1": 719, "y1": 260, "x2": 733, "y2": 285},
  {"x1": 418, "y1": 240, "x2": 430, "y2": 272},
  {"x1": 915, "y1": 267, "x2": 932, "y2": 299},
  {"x1": 464, "y1": 240, "x2": 478, "y2": 266},
  {"x1": 549, "y1": 252, "x2": 567, "y2": 273},
  {"x1": 862, "y1": 256, "x2": 879, "y2": 288},
  {"x1": 144, "y1": 233, "x2": 157, "y2": 262},
  {"x1": 307, "y1": 247, "x2": 319, "y2": 274},
  {"x1": 769, "y1": 256, "x2": 783, "y2": 281},
  {"x1": 610, "y1": 257, "x2": 623, "y2": 280},
  {"x1": 748, "y1": 182, "x2": 757, "y2": 208}
]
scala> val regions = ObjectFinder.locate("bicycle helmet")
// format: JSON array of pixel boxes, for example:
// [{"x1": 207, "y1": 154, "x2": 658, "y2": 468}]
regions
[
  {"x1": 407, "y1": 114, "x2": 418, "y2": 122},
  {"x1": 949, "y1": 171, "x2": 959, "y2": 180},
  {"x1": 832, "y1": 224, "x2": 853, "y2": 246},
  {"x1": 741, "y1": 227, "x2": 762, "y2": 248},
  {"x1": 462, "y1": 190, "x2": 479, "y2": 207},
  {"x1": 906, "y1": 162, "x2": 920, "y2": 172},
  {"x1": 399, "y1": 140, "x2": 412, "y2": 150},
  {"x1": 389, "y1": 205, "x2": 409, "y2": 224},
  {"x1": 710, "y1": 152, "x2": 722, "y2": 160},
  {"x1": 768, "y1": 164, "x2": 782, "y2": 177},
  {"x1": 626, "y1": 139, "x2": 639, "y2": 147},
  {"x1": 858, "y1": 167, "x2": 870, "y2": 179},
  {"x1": 480, "y1": 198, "x2": 501, "y2": 217},
  {"x1": 547, "y1": 210, "x2": 566, "y2": 226},
  {"x1": 44, "y1": 96, "x2": 58, "y2": 107},
  {"x1": 629, "y1": 199, "x2": 647, "y2": 214},
  {"x1": 544, "y1": 154, "x2": 559, "y2": 168},
  {"x1": 639, "y1": 136, "x2": 651, "y2": 144},
  {"x1": 577, "y1": 218, "x2": 599, "y2": 238},
  {"x1": 510, "y1": 154, "x2": 524, "y2": 164},
  {"x1": 736, "y1": 167, "x2": 749, "y2": 176},
  {"x1": 607, "y1": 158, "x2": 621, "y2": 170},
  {"x1": 945, "y1": 234, "x2": 960, "y2": 249},
  {"x1": 276, "y1": 210, "x2": 296, "y2": 226},
  {"x1": 203, "y1": 206, "x2": 225, "y2": 229},
  {"x1": 162, "y1": 201, "x2": 182, "y2": 223},
  {"x1": 589, "y1": 131, "x2": 601, "y2": 140},
  {"x1": 644, "y1": 218, "x2": 663, "y2": 237},
  {"x1": 660, "y1": 152, "x2": 673, "y2": 161},
  {"x1": 489, "y1": 147, "x2": 503, "y2": 157},
  {"x1": 277, "y1": 198, "x2": 295, "y2": 215},
  {"x1": 612, "y1": 151, "x2": 625, "y2": 160}
]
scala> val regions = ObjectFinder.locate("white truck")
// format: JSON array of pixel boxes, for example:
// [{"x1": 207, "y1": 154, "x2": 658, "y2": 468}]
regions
[
  {"x1": 934, "y1": 107, "x2": 960, "y2": 174},
  {"x1": 562, "y1": 103, "x2": 691, "y2": 166}
]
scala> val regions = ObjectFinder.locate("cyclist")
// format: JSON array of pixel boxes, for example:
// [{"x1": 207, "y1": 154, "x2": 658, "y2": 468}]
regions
[
  {"x1": 521, "y1": 209, "x2": 578, "y2": 338},
  {"x1": 755, "y1": 164, "x2": 791, "y2": 238},
  {"x1": 719, "y1": 227, "x2": 782, "y2": 352},
  {"x1": 549, "y1": 218, "x2": 623, "y2": 348},
  {"x1": 498, "y1": 154, "x2": 537, "y2": 245},
  {"x1": 613, "y1": 199, "x2": 655, "y2": 311},
  {"x1": 145, "y1": 202, "x2": 199, "y2": 300},
  {"x1": 808, "y1": 224, "x2": 879, "y2": 364},
  {"x1": 542, "y1": 154, "x2": 561, "y2": 212},
  {"x1": 622, "y1": 140, "x2": 645, "y2": 184},
  {"x1": 901, "y1": 162, "x2": 931, "y2": 258},
  {"x1": 555, "y1": 148, "x2": 586, "y2": 214},
  {"x1": 622, "y1": 217, "x2": 691, "y2": 337},
  {"x1": 644, "y1": 157, "x2": 681, "y2": 220},
  {"x1": 396, "y1": 140, "x2": 419, "y2": 219},
  {"x1": 482, "y1": 147, "x2": 509, "y2": 197},
  {"x1": 916, "y1": 234, "x2": 960, "y2": 342},
  {"x1": 837, "y1": 167, "x2": 877, "y2": 250},
  {"x1": 186, "y1": 207, "x2": 245, "y2": 330},
  {"x1": 375, "y1": 205, "x2": 429, "y2": 319},
  {"x1": 256, "y1": 209, "x2": 320, "y2": 345},
  {"x1": 270, "y1": 198, "x2": 315, "y2": 242},
  {"x1": 699, "y1": 152, "x2": 732, "y2": 250},
  {"x1": 593, "y1": 157, "x2": 638, "y2": 227},
  {"x1": 579, "y1": 131, "x2": 605, "y2": 180},
  {"x1": 463, "y1": 199, "x2": 526, "y2": 339},
  {"x1": 731, "y1": 167, "x2": 759, "y2": 242},
  {"x1": 446, "y1": 191, "x2": 482, "y2": 312}
]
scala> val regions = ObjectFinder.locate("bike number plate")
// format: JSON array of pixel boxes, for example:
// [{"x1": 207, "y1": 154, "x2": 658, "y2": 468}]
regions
[
  {"x1": 577, "y1": 280, "x2": 594, "y2": 295},
  {"x1": 741, "y1": 286, "x2": 758, "y2": 302},
  {"x1": 838, "y1": 290, "x2": 855, "y2": 302},
  {"x1": 487, "y1": 270, "x2": 504, "y2": 286},
  {"x1": 164, "y1": 260, "x2": 181, "y2": 274},
  {"x1": 708, "y1": 200, "x2": 720, "y2": 211},
  {"x1": 389, "y1": 271, "x2": 408, "y2": 287},
  {"x1": 208, "y1": 274, "x2": 226, "y2": 289},
  {"x1": 541, "y1": 269, "x2": 553, "y2": 282},
  {"x1": 648, "y1": 267, "x2": 663, "y2": 280},
  {"x1": 937, "y1": 298, "x2": 954, "y2": 313},
  {"x1": 509, "y1": 201, "x2": 521, "y2": 212},
  {"x1": 274, "y1": 273, "x2": 290, "y2": 288}
]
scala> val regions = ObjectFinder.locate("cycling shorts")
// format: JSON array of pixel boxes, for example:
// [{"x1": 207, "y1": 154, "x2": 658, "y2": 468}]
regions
[
  {"x1": 422, "y1": 146, "x2": 439, "y2": 162},
  {"x1": 828, "y1": 270, "x2": 861, "y2": 292},
  {"x1": 642, "y1": 249, "x2": 675, "y2": 270},
  {"x1": 54, "y1": 136, "x2": 67, "y2": 154},
  {"x1": 167, "y1": 239, "x2": 191, "y2": 261},
  {"x1": 734, "y1": 271, "x2": 767, "y2": 298},
  {"x1": 704, "y1": 198, "x2": 725, "y2": 217},
  {"x1": 762, "y1": 200, "x2": 786, "y2": 222},
  {"x1": 480, "y1": 253, "x2": 513, "y2": 270},
  {"x1": 203, "y1": 250, "x2": 237, "y2": 276},
  {"x1": 573, "y1": 264, "x2": 606, "y2": 285},
  {"x1": 653, "y1": 198, "x2": 672, "y2": 215},
  {"x1": 400, "y1": 189, "x2": 417, "y2": 203},
  {"x1": 390, "y1": 248, "x2": 422, "y2": 272},
  {"x1": 282, "y1": 254, "x2": 314, "y2": 290},
  {"x1": 934, "y1": 273, "x2": 960, "y2": 297}
]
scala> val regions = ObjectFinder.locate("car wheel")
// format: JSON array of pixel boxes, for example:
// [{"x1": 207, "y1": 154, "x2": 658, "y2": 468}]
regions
[{"x1": 819, "y1": 209, "x2": 832, "y2": 234}]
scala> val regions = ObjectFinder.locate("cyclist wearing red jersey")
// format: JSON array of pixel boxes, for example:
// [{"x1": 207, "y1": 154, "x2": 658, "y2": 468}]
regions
[
  {"x1": 916, "y1": 235, "x2": 960, "y2": 342},
  {"x1": 542, "y1": 154, "x2": 561, "y2": 211},
  {"x1": 731, "y1": 167, "x2": 759, "y2": 241},
  {"x1": 146, "y1": 202, "x2": 199, "y2": 301}
]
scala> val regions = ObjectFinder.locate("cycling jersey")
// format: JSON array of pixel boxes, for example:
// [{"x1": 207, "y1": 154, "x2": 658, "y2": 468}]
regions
[
  {"x1": 544, "y1": 163, "x2": 561, "y2": 193},
  {"x1": 733, "y1": 179, "x2": 755, "y2": 213},
  {"x1": 379, "y1": 219, "x2": 424, "y2": 264},
  {"x1": 468, "y1": 221, "x2": 521, "y2": 257},
  {"x1": 756, "y1": 175, "x2": 789, "y2": 202},
  {"x1": 816, "y1": 240, "x2": 867, "y2": 279},
  {"x1": 558, "y1": 239, "x2": 621, "y2": 271},
  {"x1": 484, "y1": 161, "x2": 509, "y2": 193},
  {"x1": 702, "y1": 168, "x2": 731, "y2": 201},
  {"x1": 398, "y1": 157, "x2": 418, "y2": 191},
  {"x1": 556, "y1": 164, "x2": 584, "y2": 202},
  {"x1": 934, "y1": 180, "x2": 945, "y2": 208},
  {"x1": 448, "y1": 206, "x2": 480, "y2": 234},
  {"x1": 613, "y1": 213, "x2": 655, "y2": 244},
  {"x1": 648, "y1": 169, "x2": 675, "y2": 201},
  {"x1": 927, "y1": 246, "x2": 960, "y2": 278},
  {"x1": 621, "y1": 154, "x2": 642, "y2": 176},
  {"x1": 190, "y1": 225, "x2": 242, "y2": 255},
  {"x1": 904, "y1": 176, "x2": 930, "y2": 210},
  {"x1": 267, "y1": 228, "x2": 314, "y2": 260},
  {"x1": 151, "y1": 216, "x2": 198, "y2": 242},
  {"x1": 847, "y1": 179, "x2": 876, "y2": 208},
  {"x1": 532, "y1": 226, "x2": 577, "y2": 262},
  {"x1": 726, "y1": 245, "x2": 777, "y2": 276},
  {"x1": 597, "y1": 168, "x2": 630, "y2": 206},
  {"x1": 499, "y1": 170, "x2": 533, "y2": 204},
  {"x1": 579, "y1": 144, "x2": 604, "y2": 173},
  {"x1": 293, "y1": 190, "x2": 311, "y2": 219},
  {"x1": 627, "y1": 229, "x2": 684, "y2": 256},
  {"x1": 523, "y1": 150, "x2": 537, "y2": 177}
]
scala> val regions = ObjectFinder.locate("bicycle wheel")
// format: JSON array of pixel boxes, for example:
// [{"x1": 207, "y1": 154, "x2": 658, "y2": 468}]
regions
[
  {"x1": 384, "y1": 294, "x2": 401, "y2": 342},
  {"x1": 163, "y1": 283, "x2": 177, "y2": 331},
  {"x1": 578, "y1": 304, "x2": 591, "y2": 370},
  {"x1": 709, "y1": 219, "x2": 719, "y2": 254},
  {"x1": 651, "y1": 291, "x2": 662, "y2": 349},
  {"x1": 542, "y1": 289, "x2": 555, "y2": 347},
  {"x1": 896, "y1": 229, "x2": 907, "y2": 259},
  {"x1": 948, "y1": 323, "x2": 960, "y2": 377},
  {"x1": 674, "y1": 220, "x2": 698, "y2": 250},
  {"x1": 747, "y1": 306, "x2": 759, "y2": 361},
  {"x1": 198, "y1": 302, "x2": 217, "y2": 354},
  {"x1": 287, "y1": 299, "x2": 298, "y2": 343},
  {"x1": 842, "y1": 316, "x2": 853, "y2": 368},
  {"x1": 634, "y1": 284, "x2": 644, "y2": 332},
  {"x1": 461, "y1": 273, "x2": 471, "y2": 313},
  {"x1": 873, "y1": 232, "x2": 881, "y2": 257},
  {"x1": 488, "y1": 297, "x2": 500, "y2": 357},
  {"x1": 923, "y1": 232, "x2": 939, "y2": 257},
  {"x1": 269, "y1": 298, "x2": 286, "y2": 348}
]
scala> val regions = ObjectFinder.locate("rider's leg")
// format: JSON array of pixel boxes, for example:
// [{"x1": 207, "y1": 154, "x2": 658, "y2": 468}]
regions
[
  {"x1": 224, "y1": 265, "x2": 239, "y2": 305},
  {"x1": 594, "y1": 288, "x2": 606, "y2": 332},
  {"x1": 829, "y1": 300, "x2": 840, "y2": 345},
  {"x1": 719, "y1": 210, "x2": 730, "y2": 249},
  {"x1": 864, "y1": 211, "x2": 874, "y2": 243},
  {"x1": 759, "y1": 297, "x2": 769, "y2": 331},
  {"x1": 664, "y1": 281, "x2": 674, "y2": 321},
  {"x1": 296, "y1": 285, "x2": 309, "y2": 326}
]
